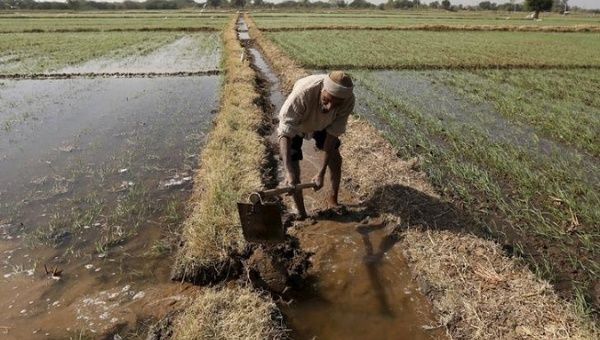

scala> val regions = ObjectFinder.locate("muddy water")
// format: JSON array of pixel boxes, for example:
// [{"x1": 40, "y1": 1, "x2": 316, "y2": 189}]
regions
[
  {"x1": 0, "y1": 76, "x2": 219, "y2": 338},
  {"x1": 240, "y1": 19, "x2": 444, "y2": 340}
]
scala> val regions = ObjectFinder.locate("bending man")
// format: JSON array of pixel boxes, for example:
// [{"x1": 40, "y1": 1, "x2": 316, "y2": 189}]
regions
[{"x1": 278, "y1": 71, "x2": 355, "y2": 218}]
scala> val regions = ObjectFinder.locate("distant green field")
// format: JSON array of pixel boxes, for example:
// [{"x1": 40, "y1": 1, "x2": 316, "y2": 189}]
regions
[
  {"x1": 0, "y1": 14, "x2": 230, "y2": 32},
  {"x1": 352, "y1": 69, "x2": 600, "y2": 302},
  {"x1": 0, "y1": 32, "x2": 209, "y2": 74},
  {"x1": 268, "y1": 30, "x2": 600, "y2": 68},
  {"x1": 253, "y1": 11, "x2": 600, "y2": 29}
]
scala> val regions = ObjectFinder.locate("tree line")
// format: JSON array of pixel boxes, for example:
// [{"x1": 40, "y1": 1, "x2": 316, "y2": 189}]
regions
[{"x1": 1, "y1": 0, "x2": 597, "y2": 13}]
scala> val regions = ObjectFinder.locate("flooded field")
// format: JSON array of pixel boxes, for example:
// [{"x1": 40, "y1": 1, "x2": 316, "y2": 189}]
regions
[
  {"x1": 0, "y1": 32, "x2": 220, "y2": 75},
  {"x1": 0, "y1": 75, "x2": 219, "y2": 338},
  {"x1": 58, "y1": 34, "x2": 221, "y2": 74}
]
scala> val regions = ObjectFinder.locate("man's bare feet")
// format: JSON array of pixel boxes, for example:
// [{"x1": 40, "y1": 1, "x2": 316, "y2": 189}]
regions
[{"x1": 326, "y1": 195, "x2": 340, "y2": 209}]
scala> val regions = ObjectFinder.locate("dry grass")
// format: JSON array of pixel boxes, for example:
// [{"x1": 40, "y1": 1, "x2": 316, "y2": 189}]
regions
[
  {"x1": 173, "y1": 286, "x2": 287, "y2": 340},
  {"x1": 173, "y1": 16, "x2": 266, "y2": 279},
  {"x1": 341, "y1": 118, "x2": 437, "y2": 202},
  {"x1": 246, "y1": 14, "x2": 599, "y2": 339},
  {"x1": 261, "y1": 24, "x2": 600, "y2": 33},
  {"x1": 402, "y1": 229, "x2": 598, "y2": 339}
]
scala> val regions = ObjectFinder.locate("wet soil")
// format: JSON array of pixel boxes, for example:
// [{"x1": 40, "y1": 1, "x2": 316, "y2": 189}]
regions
[
  {"x1": 0, "y1": 76, "x2": 219, "y2": 339},
  {"x1": 246, "y1": 236, "x2": 312, "y2": 294},
  {"x1": 240, "y1": 18, "x2": 445, "y2": 339}
]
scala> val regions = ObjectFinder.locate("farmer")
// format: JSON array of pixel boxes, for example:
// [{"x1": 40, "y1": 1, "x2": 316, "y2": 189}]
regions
[{"x1": 278, "y1": 71, "x2": 355, "y2": 218}]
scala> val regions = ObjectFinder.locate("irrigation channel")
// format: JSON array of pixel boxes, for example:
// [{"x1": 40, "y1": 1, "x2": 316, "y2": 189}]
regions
[
  {"x1": 0, "y1": 67, "x2": 219, "y2": 335},
  {"x1": 238, "y1": 18, "x2": 444, "y2": 340}
]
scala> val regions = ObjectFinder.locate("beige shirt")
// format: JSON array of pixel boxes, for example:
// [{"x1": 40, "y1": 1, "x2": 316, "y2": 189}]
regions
[{"x1": 278, "y1": 74, "x2": 355, "y2": 138}]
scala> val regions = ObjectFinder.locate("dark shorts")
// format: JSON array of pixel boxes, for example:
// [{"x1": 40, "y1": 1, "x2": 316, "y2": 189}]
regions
[{"x1": 290, "y1": 129, "x2": 341, "y2": 162}]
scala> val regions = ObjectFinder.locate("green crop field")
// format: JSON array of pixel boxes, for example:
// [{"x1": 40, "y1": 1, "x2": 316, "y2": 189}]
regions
[
  {"x1": 267, "y1": 30, "x2": 600, "y2": 68},
  {"x1": 252, "y1": 11, "x2": 600, "y2": 29},
  {"x1": 352, "y1": 69, "x2": 600, "y2": 304},
  {"x1": 0, "y1": 31, "x2": 220, "y2": 74},
  {"x1": 0, "y1": 15, "x2": 230, "y2": 32}
]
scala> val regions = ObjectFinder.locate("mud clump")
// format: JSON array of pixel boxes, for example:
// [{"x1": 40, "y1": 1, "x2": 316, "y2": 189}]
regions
[
  {"x1": 170, "y1": 247, "x2": 250, "y2": 285},
  {"x1": 146, "y1": 312, "x2": 176, "y2": 340},
  {"x1": 246, "y1": 236, "x2": 312, "y2": 294}
]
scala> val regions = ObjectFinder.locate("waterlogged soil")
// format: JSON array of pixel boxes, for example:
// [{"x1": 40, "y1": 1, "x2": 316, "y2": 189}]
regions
[
  {"x1": 242, "y1": 20, "x2": 444, "y2": 339},
  {"x1": 0, "y1": 76, "x2": 219, "y2": 339},
  {"x1": 353, "y1": 70, "x2": 599, "y2": 184},
  {"x1": 56, "y1": 34, "x2": 221, "y2": 74}
]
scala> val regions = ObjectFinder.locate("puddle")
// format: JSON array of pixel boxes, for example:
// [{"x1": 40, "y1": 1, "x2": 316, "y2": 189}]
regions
[
  {"x1": 0, "y1": 76, "x2": 219, "y2": 338},
  {"x1": 56, "y1": 34, "x2": 221, "y2": 74},
  {"x1": 239, "y1": 18, "x2": 444, "y2": 340},
  {"x1": 285, "y1": 219, "x2": 442, "y2": 340},
  {"x1": 237, "y1": 20, "x2": 250, "y2": 41}
]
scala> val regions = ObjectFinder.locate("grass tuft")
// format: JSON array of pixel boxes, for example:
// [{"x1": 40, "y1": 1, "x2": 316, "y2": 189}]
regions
[{"x1": 173, "y1": 286, "x2": 287, "y2": 340}]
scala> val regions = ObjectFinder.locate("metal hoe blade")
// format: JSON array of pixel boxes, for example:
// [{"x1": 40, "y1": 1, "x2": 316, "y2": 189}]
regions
[{"x1": 237, "y1": 201, "x2": 285, "y2": 243}]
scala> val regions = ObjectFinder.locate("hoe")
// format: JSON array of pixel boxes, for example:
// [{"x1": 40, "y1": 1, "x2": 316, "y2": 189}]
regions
[{"x1": 237, "y1": 182, "x2": 316, "y2": 243}]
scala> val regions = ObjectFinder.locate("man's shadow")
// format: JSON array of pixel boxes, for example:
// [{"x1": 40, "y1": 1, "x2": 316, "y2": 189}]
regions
[
  {"x1": 355, "y1": 221, "x2": 400, "y2": 317},
  {"x1": 364, "y1": 183, "x2": 486, "y2": 236}
]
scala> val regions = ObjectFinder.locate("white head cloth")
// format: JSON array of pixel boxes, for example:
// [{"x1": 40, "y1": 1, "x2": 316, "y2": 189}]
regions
[{"x1": 323, "y1": 74, "x2": 353, "y2": 99}]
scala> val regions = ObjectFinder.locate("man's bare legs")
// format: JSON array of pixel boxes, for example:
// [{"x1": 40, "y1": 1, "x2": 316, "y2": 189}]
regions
[
  {"x1": 289, "y1": 160, "x2": 307, "y2": 218},
  {"x1": 327, "y1": 149, "x2": 342, "y2": 208}
]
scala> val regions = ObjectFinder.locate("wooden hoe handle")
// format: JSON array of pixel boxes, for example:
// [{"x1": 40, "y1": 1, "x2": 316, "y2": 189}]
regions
[{"x1": 260, "y1": 182, "x2": 317, "y2": 198}]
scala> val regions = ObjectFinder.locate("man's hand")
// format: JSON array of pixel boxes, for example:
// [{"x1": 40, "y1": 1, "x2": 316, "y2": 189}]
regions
[
  {"x1": 312, "y1": 173, "x2": 324, "y2": 191},
  {"x1": 285, "y1": 170, "x2": 298, "y2": 188}
]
